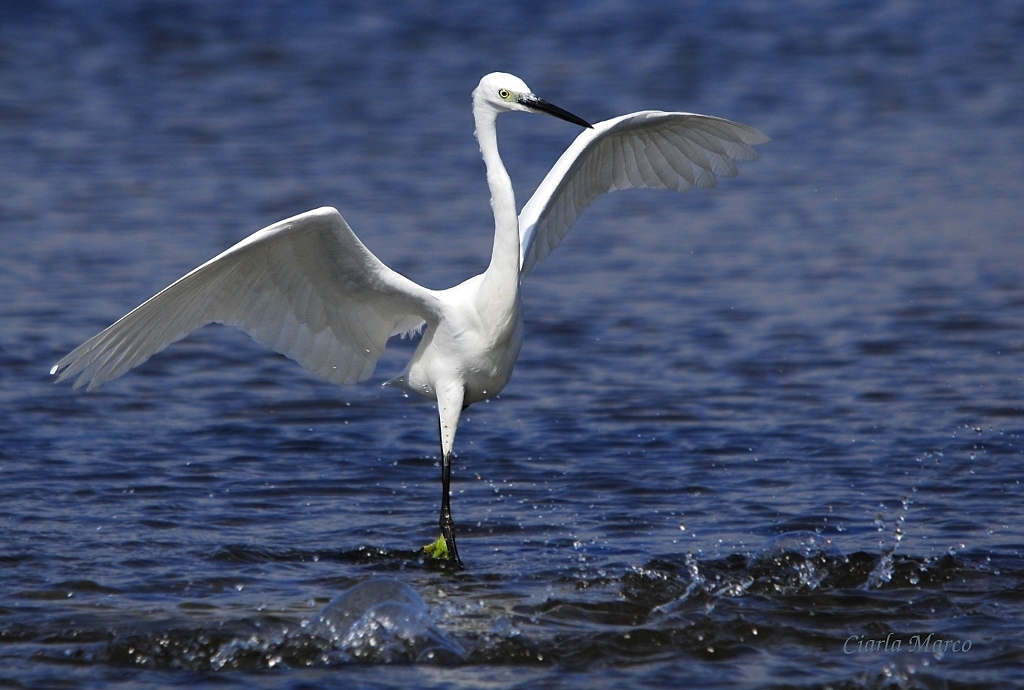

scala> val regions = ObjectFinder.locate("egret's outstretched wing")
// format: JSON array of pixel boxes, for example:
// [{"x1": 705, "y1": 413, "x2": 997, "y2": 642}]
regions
[
  {"x1": 518, "y1": 111, "x2": 768, "y2": 275},
  {"x1": 52, "y1": 207, "x2": 438, "y2": 390}
]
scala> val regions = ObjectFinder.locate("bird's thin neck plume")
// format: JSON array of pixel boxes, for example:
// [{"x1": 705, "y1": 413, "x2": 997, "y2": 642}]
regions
[{"x1": 474, "y1": 105, "x2": 521, "y2": 299}]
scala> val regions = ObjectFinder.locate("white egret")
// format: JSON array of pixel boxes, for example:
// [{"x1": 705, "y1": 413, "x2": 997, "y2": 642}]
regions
[{"x1": 51, "y1": 72, "x2": 767, "y2": 565}]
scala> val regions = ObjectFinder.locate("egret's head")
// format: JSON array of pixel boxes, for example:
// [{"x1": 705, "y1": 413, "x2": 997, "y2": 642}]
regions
[{"x1": 473, "y1": 72, "x2": 591, "y2": 128}]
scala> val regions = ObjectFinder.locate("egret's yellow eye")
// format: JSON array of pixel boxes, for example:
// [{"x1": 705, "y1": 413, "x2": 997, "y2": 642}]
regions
[{"x1": 498, "y1": 88, "x2": 511, "y2": 100}]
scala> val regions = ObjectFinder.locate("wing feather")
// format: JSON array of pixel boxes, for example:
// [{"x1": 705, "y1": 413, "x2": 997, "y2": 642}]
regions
[
  {"x1": 52, "y1": 207, "x2": 437, "y2": 390},
  {"x1": 519, "y1": 111, "x2": 768, "y2": 275}
]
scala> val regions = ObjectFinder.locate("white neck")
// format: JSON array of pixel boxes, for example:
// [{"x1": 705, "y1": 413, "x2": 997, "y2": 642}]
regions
[{"x1": 473, "y1": 103, "x2": 520, "y2": 304}]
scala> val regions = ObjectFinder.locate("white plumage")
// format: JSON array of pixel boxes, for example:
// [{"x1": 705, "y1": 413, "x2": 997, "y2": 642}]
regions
[
  {"x1": 519, "y1": 110, "x2": 766, "y2": 275},
  {"x1": 52, "y1": 73, "x2": 767, "y2": 565}
]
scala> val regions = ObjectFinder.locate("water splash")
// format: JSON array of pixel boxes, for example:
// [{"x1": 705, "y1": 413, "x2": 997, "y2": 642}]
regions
[
  {"x1": 747, "y1": 531, "x2": 847, "y2": 592},
  {"x1": 650, "y1": 551, "x2": 706, "y2": 615},
  {"x1": 104, "y1": 577, "x2": 465, "y2": 670},
  {"x1": 866, "y1": 496, "x2": 911, "y2": 588},
  {"x1": 306, "y1": 578, "x2": 466, "y2": 664}
]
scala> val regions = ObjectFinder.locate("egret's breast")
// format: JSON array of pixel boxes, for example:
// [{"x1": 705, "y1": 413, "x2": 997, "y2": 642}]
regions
[{"x1": 401, "y1": 292, "x2": 524, "y2": 406}]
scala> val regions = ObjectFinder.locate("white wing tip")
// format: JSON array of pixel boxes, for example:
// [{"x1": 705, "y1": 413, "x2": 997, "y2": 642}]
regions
[
  {"x1": 747, "y1": 128, "x2": 771, "y2": 145},
  {"x1": 303, "y1": 206, "x2": 344, "y2": 223}
]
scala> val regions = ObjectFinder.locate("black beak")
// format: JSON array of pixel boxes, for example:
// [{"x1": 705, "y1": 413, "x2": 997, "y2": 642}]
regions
[{"x1": 519, "y1": 94, "x2": 592, "y2": 128}]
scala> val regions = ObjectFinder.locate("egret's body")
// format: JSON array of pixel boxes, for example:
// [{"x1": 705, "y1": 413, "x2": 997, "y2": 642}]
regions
[{"x1": 52, "y1": 73, "x2": 767, "y2": 565}]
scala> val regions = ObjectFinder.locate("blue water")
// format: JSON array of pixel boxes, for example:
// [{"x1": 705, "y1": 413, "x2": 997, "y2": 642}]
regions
[{"x1": 2, "y1": 1, "x2": 1024, "y2": 687}]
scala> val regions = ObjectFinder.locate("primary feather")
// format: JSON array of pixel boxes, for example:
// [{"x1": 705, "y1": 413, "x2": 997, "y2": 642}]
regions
[
  {"x1": 51, "y1": 207, "x2": 436, "y2": 390},
  {"x1": 518, "y1": 111, "x2": 769, "y2": 276}
]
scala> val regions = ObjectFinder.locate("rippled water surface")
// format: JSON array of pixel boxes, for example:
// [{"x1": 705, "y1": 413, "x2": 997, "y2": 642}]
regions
[{"x1": 2, "y1": 2, "x2": 1024, "y2": 688}]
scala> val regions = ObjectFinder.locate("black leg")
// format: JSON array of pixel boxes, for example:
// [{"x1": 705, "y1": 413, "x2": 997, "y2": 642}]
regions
[{"x1": 440, "y1": 451, "x2": 463, "y2": 567}]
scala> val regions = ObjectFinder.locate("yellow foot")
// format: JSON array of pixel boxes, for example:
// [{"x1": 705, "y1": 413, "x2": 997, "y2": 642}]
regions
[{"x1": 423, "y1": 534, "x2": 451, "y2": 560}]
